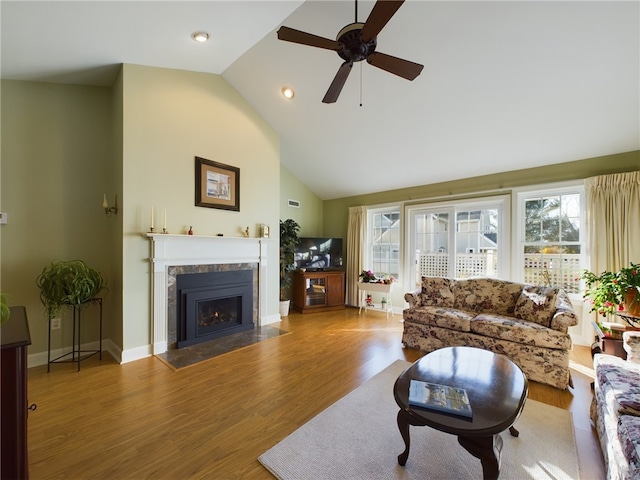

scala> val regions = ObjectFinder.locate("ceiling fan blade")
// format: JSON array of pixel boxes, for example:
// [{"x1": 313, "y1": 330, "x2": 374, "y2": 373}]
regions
[
  {"x1": 360, "y1": 0, "x2": 405, "y2": 43},
  {"x1": 277, "y1": 26, "x2": 342, "y2": 51},
  {"x1": 367, "y1": 52, "x2": 424, "y2": 81},
  {"x1": 322, "y1": 62, "x2": 353, "y2": 104}
]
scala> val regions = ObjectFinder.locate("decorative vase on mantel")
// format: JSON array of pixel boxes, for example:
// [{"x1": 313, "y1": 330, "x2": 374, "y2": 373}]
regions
[{"x1": 624, "y1": 288, "x2": 640, "y2": 317}]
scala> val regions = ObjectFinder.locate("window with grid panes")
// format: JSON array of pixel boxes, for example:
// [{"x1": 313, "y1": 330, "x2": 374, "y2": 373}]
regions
[{"x1": 369, "y1": 208, "x2": 401, "y2": 279}]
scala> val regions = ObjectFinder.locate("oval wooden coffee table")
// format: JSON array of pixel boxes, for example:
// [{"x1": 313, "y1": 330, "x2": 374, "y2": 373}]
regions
[{"x1": 394, "y1": 346, "x2": 528, "y2": 480}]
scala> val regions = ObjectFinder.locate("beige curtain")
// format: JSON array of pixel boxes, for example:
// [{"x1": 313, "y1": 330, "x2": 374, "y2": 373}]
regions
[
  {"x1": 346, "y1": 206, "x2": 367, "y2": 306},
  {"x1": 585, "y1": 170, "x2": 640, "y2": 274}
]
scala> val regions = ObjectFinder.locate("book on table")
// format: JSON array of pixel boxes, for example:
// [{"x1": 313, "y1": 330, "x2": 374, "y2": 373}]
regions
[{"x1": 408, "y1": 379, "x2": 473, "y2": 419}]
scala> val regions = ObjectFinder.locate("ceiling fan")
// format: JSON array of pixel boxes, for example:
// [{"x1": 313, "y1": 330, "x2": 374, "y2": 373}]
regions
[{"x1": 277, "y1": 0, "x2": 424, "y2": 104}]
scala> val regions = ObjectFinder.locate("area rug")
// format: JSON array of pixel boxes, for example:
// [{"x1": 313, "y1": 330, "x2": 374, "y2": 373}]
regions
[
  {"x1": 157, "y1": 325, "x2": 289, "y2": 369},
  {"x1": 259, "y1": 360, "x2": 579, "y2": 480}
]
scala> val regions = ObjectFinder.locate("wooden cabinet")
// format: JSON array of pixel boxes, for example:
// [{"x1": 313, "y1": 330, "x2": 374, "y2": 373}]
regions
[
  {"x1": 1, "y1": 306, "x2": 32, "y2": 480},
  {"x1": 292, "y1": 270, "x2": 345, "y2": 313},
  {"x1": 592, "y1": 321, "x2": 627, "y2": 360}
]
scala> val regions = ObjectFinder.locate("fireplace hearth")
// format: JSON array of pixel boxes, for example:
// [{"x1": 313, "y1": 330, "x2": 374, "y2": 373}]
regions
[{"x1": 176, "y1": 269, "x2": 254, "y2": 348}]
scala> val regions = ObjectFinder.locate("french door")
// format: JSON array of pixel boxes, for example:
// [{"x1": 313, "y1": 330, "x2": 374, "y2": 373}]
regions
[{"x1": 405, "y1": 196, "x2": 509, "y2": 290}]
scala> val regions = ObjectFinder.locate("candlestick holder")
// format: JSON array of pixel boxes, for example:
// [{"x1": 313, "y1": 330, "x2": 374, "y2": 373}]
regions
[
  {"x1": 162, "y1": 228, "x2": 168, "y2": 234},
  {"x1": 149, "y1": 227, "x2": 155, "y2": 233}
]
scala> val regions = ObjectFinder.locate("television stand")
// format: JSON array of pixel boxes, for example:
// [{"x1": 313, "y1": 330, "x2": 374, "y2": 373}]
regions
[{"x1": 292, "y1": 270, "x2": 345, "y2": 314}]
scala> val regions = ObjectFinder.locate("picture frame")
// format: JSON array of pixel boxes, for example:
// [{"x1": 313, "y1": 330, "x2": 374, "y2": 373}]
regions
[{"x1": 195, "y1": 156, "x2": 240, "y2": 211}]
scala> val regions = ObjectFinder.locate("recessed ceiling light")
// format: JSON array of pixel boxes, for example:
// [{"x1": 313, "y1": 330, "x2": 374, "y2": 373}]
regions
[
  {"x1": 191, "y1": 31, "x2": 209, "y2": 43},
  {"x1": 281, "y1": 86, "x2": 295, "y2": 99}
]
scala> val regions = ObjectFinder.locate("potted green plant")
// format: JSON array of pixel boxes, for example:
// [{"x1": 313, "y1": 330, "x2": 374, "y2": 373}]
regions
[
  {"x1": 279, "y1": 219, "x2": 300, "y2": 316},
  {"x1": 581, "y1": 262, "x2": 640, "y2": 317},
  {"x1": 36, "y1": 260, "x2": 106, "y2": 320},
  {"x1": 0, "y1": 292, "x2": 10, "y2": 326}
]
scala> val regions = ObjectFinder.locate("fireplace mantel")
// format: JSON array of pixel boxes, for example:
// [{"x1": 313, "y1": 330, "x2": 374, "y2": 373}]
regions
[{"x1": 147, "y1": 233, "x2": 268, "y2": 354}]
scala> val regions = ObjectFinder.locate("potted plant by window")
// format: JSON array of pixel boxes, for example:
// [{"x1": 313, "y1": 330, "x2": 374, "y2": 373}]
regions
[
  {"x1": 36, "y1": 260, "x2": 106, "y2": 321},
  {"x1": 0, "y1": 292, "x2": 10, "y2": 326},
  {"x1": 279, "y1": 219, "x2": 300, "y2": 317},
  {"x1": 581, "y1": 262, "x2": 640, "y2": 318}
]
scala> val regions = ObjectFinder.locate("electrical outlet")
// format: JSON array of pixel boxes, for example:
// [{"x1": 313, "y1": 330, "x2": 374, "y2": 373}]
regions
[{"x1": 51, "y1": 318, "x2": 61, "y2": 330}]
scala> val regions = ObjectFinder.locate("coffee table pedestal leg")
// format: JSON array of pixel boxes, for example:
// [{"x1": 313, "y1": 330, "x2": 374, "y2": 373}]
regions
[{"x1": 458, "y1": 434, "x2": 503, "y2": 480}]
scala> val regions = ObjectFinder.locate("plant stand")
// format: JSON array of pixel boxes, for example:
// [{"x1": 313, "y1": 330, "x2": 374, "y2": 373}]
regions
[
  {"x1": 47, "y1": 298, "x2": 103, "y2": 372},
  {"x1": 357, "y1": 282, "x2": 394, "y2": 319}
]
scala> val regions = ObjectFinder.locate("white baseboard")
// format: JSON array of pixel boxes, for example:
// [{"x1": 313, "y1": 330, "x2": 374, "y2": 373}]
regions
[
  {"x1": 120, "y1": 344, "x2": 152, "y2": 364},
  {"x1": 261, "y1": 313, "x2": 281, "y2": 325},
  {"x1": 28, "y1": 339, "x2": 119, "y2": 368}
]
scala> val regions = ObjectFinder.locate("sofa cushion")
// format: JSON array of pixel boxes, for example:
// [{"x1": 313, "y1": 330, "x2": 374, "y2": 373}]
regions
[
  {"x1": 403, "y1": 306, "x2": 473, "y2": 332},
  {"x1": 618, "y1": 414, "x2": 640, "y2": 476},
  {"x1": 453, "y1": 278, "x2": 523, "y2": 316},
  {"x1": 471, "y1": 313, "x2": 572, "y2": 350},
  {"x1": 514, "y1": 285, "x2": 558, "y2": 327},
  {"x1": 595, "y1": 353, "x2": 640, "y2": 417},
  {"x1": 420, "y1": 276, "x2": 455, "y2": 307}
]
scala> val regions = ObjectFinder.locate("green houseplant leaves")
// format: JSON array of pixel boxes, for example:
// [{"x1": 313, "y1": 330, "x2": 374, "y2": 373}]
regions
[
  {"x1": 36, "y1": 260, "x2": 106, "y2": 320},
  {"x1": 279, "y1": 219, "x2": 300, "y2": 301},
  {"x1": 0, "y1": 292, "x2": 10, "y2": 326}
]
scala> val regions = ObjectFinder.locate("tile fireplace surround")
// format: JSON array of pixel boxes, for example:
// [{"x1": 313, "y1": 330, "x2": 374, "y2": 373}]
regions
[{"x1": 147, "y1": 234, "x2": 269, "y2": 355}]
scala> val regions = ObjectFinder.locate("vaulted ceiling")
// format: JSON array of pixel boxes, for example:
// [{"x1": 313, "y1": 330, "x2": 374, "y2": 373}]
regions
[{"x1": 2, "y1": 1, "x2": 638, "y2": 199}]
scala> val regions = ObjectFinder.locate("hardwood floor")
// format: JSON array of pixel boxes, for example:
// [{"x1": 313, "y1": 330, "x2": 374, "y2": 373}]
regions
[{"x1": 27, "y1": 308, "x2": 605, "y2": 479}]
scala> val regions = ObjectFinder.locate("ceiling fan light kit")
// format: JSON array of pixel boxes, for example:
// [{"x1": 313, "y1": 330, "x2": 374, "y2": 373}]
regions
[{"x1": 276, "y1": 0, "x2": 423, "y2": 104}]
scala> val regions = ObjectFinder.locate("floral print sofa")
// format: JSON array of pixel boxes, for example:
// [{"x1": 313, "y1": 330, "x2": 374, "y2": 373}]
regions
[
  {"x1": 591, "y1": 331, "x2": 640, "y2": 479},
  {"x1": 403, "y1": 276, "x2": 579, "y2": 389}
]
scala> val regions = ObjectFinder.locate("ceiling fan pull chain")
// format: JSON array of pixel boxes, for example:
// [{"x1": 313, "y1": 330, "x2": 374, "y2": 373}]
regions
[{"x1": 360, "y1": 62, "x2": 363, "y2": 107}]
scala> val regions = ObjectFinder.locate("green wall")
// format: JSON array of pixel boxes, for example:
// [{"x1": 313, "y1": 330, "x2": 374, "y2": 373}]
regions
[
  {"x1": 3, "y1": 70, "x2": 636, "y2": 363},
  {"x1": 279, "y1": 165, "x2": 323, "y2": 236},
  {"x1": 0, "y1": 80, "x2": 115, "y2": 360},
  {"x1": 0, "y1": 66, "x2": 325, "y2": 364},
  {"x1": 324, "y1": 151, "x2": 640, "y2": 242},
  {"x1": 119, "y1": 64, "x2": 282, "y2": 359}
]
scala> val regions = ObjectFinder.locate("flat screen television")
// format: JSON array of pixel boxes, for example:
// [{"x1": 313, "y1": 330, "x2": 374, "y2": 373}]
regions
[{"x1": 294, "y1": 237, "x2": 344, "y2": 271}]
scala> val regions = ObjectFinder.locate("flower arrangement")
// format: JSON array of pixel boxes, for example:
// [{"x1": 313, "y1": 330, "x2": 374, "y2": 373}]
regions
[
  {"x1": 359, "y1": 270, "x2": 396, "y2": 284},
  {"x1": 581, "y1": 262, "x2": 640, "y2": 317},
  {"x1": 359, "y1": 270, "x2": 377, "y2": 283}
]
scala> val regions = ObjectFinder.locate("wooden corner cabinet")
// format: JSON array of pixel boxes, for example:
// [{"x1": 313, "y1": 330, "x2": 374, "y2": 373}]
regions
[{"x1": 292, "y1": 270, "x2": 345, "y2": 313}]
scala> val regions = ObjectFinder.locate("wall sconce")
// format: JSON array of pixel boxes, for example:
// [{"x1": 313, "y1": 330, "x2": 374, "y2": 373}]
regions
[{"x1": 103, "y1": 193, "x2": 118, "y2": 217}]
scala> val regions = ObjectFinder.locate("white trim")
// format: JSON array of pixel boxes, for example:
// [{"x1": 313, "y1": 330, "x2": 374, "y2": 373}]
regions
[
  {"x1": 146, "y1": 234, "x2": 268, "y2": 355},
  {"x1": 27, "y1": 339, "x2": 121, "y2": 368},
  {"x1": 121, "y1": 344, "x2": 152, "y2": 364},
  {"x1": 261, "y1": 313, "x2": 281, "y2": 325}
]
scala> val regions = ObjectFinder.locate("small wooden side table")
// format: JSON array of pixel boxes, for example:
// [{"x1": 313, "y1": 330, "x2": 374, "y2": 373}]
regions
[{"x1": 592, "y1": 322, "x2": 626, "y2": 359}]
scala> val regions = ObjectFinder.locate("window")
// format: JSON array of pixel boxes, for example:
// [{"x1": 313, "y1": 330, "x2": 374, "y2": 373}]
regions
[
  {"x1": 367, "y1": 207, "x2": 401, "y2": 279},
  {"x1": 517, "y1": 185, "x2": 584, "y2": 294},
  {"x1": 406, "y1": 196, "x2": 509, "y2": 289}
]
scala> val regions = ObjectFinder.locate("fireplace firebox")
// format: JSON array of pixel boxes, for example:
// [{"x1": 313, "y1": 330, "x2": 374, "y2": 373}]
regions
[{"x1": 176, "y1": 269, "x2": 254, "y2": 348}]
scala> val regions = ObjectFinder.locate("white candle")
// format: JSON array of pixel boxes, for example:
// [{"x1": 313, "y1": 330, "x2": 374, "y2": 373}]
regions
[
  {"x1": 151, "y1": 207, "x2": 154, "y2": 229},
  {"x1": 163, "y1": 209, "x2": 167, "y2": 229},
  {"x1": 102, "y1": 194, "x2": 109, "y2": 209}
]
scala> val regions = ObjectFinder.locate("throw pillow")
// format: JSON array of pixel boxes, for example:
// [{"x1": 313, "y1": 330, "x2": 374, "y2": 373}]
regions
[
  {"x1": 421, "y1": 277, "x2": 455, "y2": 307},
  {"x1": 514, "y1": 285, "x2": 558, "y2": 327}
]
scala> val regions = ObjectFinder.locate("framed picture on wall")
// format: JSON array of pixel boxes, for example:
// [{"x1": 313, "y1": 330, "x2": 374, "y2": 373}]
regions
[{"x1": 195, "y1": 156, "x2": 240, "y2": 211}]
